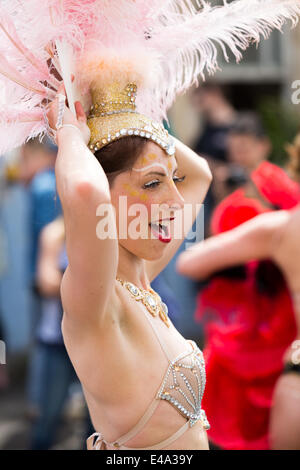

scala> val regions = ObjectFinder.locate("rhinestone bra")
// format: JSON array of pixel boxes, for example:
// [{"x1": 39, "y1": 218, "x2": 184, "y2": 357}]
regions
[{"x1": 157, "y1": 339, "x2": 210, "y2": 429}]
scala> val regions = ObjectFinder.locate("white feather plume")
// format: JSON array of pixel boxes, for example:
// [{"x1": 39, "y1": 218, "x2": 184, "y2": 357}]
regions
[
  {"x1": 0, "y1": 0, "x2": 299, "y2": 153},
  {"x1": 149, "y1": 0, "x2": 300, "y2": 117}
]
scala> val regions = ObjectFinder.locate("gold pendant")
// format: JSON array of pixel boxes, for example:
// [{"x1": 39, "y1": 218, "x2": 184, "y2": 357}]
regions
[{"x1": 116, "y1": 278, "x2": 170, "y2": 327}]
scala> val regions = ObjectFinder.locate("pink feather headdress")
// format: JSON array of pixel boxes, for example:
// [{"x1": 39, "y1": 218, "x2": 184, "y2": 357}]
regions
[{"x1": 0, "y1": 0, "x2": 299, "y2": 154}]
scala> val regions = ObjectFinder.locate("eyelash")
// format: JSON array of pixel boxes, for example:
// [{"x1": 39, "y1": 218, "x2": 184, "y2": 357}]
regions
[
  {"x1": 142, "y1": 175, "x2": 186, "y2": 189},
  {"x1": 173, "y1": 175, "x2": 186, "y2": 184}
]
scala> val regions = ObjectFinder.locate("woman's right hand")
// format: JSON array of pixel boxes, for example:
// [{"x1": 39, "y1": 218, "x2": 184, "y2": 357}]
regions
[{"x1": 47, "y1": 83, "x2": 91, "y2": 146}]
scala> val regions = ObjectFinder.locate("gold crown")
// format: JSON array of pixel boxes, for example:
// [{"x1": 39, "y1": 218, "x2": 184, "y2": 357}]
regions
[{"x1": 87, "y1": 82, "x2": 175, "y2": 156}]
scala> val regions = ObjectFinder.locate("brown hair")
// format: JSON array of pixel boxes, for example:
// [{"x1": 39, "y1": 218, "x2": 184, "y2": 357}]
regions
[
  {"x1": 94, "y1": 136, "x2": 148, "y2": 186},
  {"x1": 229, "y1": 112, "x2": 267, "y2": 140}
]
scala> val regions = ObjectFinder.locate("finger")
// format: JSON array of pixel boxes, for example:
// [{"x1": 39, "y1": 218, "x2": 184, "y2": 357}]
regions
[{"x1": 75, "y1": 101, "x2": 86, "y2": 122}]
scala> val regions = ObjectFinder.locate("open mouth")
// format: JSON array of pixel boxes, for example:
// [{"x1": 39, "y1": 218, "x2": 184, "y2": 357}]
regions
[{"x1": 149, "y1": 218, "x2": 174, "y2": 243}]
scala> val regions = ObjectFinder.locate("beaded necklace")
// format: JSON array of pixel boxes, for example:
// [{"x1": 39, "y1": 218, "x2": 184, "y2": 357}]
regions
[{"x1": 116, "y1": 278, "x2": 170, "y2": 327}]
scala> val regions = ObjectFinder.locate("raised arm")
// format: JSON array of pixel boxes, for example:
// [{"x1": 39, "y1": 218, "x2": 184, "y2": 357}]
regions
[
  {"x1": 145, "y1": 137, "x2": 212, "y2": 281},
  {"x1": 47, "y1": 91, "x2": 118, "y2": 330},
  {"x1": 176, "y1": 210, "x2": 290, "y2": 280}
]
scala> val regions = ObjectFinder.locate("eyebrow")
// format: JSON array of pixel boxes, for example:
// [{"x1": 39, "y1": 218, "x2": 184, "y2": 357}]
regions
[
  {"x1": 144, "y1": 167, "x2": 178, "y2": 177},
  {"x1": 145, "y1": 171, "x2": 167, "y2": 177}
]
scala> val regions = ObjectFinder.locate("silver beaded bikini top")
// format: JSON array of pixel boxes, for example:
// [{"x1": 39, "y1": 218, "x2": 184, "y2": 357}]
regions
[
  {"x1": 157, "y1": 338, "x2": 210, "y2": 429},
  {"x1": 117, "y1": 279, "x2": 210, "y2": 431}
]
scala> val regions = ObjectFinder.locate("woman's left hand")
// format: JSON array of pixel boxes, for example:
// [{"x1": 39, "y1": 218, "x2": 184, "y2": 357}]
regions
[{"x1": 47, "y1": 82, "x2": 91, "y2": 146}]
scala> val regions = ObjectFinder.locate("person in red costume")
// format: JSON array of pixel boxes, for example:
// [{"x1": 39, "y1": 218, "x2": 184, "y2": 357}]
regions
[{"x1": 177, "y1": 122, "x2": 300, "y2": 450}]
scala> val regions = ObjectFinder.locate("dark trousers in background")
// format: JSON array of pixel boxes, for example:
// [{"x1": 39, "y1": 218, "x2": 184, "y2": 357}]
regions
[{"x1": 29, "y1": 341, "x2": 77, "y2": 450}]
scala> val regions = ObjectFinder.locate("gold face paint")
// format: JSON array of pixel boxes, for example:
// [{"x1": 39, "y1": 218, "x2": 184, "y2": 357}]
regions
[
  {"x1": 122, "y1": 183, "x2": 148, "y2": 201},
  {"x1": 140, "y1": 193, "x2": 148, "y2": 201},
  {"x1": 133, "y1": 150, "x2": 175, "y2": 174},
  {"x1": 137, "y1": 153, "x2": 157, "y2": 168}
]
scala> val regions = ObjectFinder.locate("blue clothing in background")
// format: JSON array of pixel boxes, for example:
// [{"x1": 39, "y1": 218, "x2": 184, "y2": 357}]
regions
[
  {"x1": 29, "y1": 341, "x2": 77, "y2": 449},
  {"x1": 36, "y1": 297, "x2": 64, "y2": 346},
  {"x1": 58, "y1": 244, "x2": 68, "y2": 273},
  {"x1": 27, "y1": 170, "x2": 62, "y2": 405},
  {"x1": 29, "y1": 167, "x2": 62, "y2": 282},
  {"x1": 30, "y1": 244, "x2": 76, "y2": 449},
  {"x1": 36, "y1": 244, "x2": 68, "y2": 346},
  {"x1": 0, "y1": 185, "x2": 32, "y2": 351}
]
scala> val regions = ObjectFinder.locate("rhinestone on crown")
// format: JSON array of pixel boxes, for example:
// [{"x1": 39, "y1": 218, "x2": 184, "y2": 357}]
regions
[
  {"x1": 89, "y1": 83, "x2": 137, "y2": 118},
  {"x1": 87, "y1": 82, "x2": 176, "y2": 156}
]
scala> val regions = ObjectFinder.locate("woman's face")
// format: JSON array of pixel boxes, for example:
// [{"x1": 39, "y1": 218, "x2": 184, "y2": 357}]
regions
[{"x1": 110, "y1": 141, "x2": 185, "y2": 260}]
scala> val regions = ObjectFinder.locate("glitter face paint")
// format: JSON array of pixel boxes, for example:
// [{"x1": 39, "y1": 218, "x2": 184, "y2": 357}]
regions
[{"x1": 122, "y1": 183, "x2": 148, "y2": 201}]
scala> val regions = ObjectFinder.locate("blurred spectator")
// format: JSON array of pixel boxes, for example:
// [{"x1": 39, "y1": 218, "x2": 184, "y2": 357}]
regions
[
  {"x1": 213, "y1": 112, "x2": 272, "y2": 205},
  {"x1": 29, "y1": 216, "x2": 79, "y2": 449},
  {"x1": 227, "y1": 112, "x2": 271, "y2": 172},
  {"x1": 19, "y1": 137, "x2": 62, "y2": 284},
  {"x1": 211, "y1": 113, "x2": 300, "y2": 236},
  {"x1": 0, "y1": 159, "x2": 8, "y2": 390},
  {"x1": 18, "y1": 138, "x2": 62, "y2": 417},
  {"x1": 191, "y1": 83, "x2": 237, "y2": 231},
  {"x1": 193, "y1": 83, "x2": 236, "y2": 164}
]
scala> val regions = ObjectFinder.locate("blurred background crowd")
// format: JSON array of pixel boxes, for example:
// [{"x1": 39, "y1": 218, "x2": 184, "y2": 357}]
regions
[{"x1": 0, "y1": 24, "x2": 300, "y2": 450}]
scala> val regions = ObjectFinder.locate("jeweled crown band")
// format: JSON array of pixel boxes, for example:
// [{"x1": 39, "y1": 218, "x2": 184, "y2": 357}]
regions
[{"x1": 87, "y1": 82, "x2": 175, "y2": 156}]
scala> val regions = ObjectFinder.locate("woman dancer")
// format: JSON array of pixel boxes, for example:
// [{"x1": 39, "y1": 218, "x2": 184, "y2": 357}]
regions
[{"x1": 47, "y1": 84, "x2": 212, "y2": 450}]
